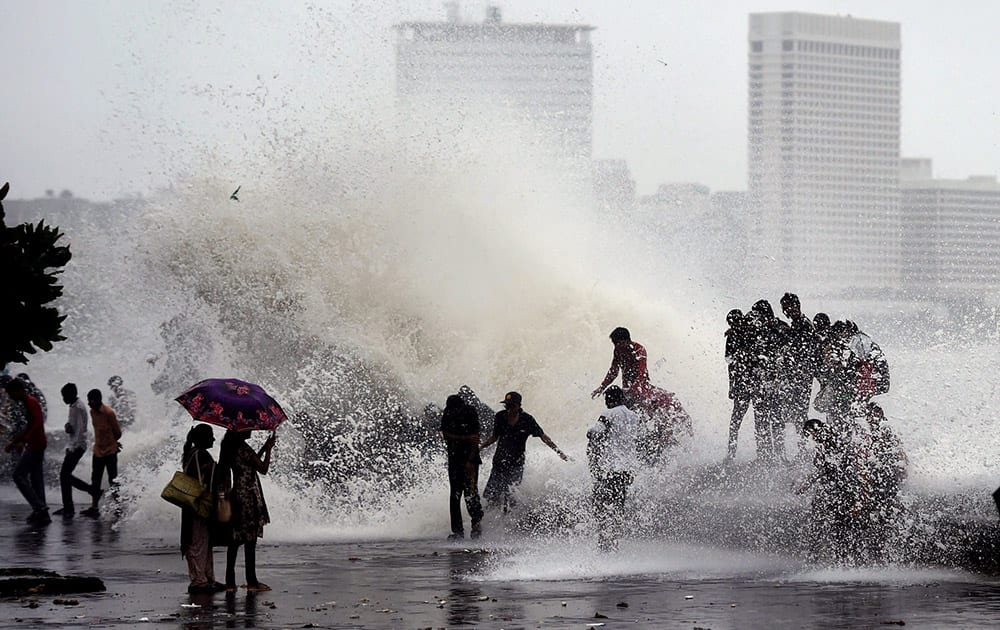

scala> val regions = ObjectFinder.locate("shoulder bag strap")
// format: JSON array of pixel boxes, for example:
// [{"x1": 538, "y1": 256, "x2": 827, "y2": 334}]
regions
[{"x1": 185, "y1": 450, "x2": 204, "y2": 485}]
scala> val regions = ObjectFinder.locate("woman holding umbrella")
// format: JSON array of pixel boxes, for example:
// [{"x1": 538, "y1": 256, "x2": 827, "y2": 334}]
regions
[
  {"x1": 174, "y1": 378, "x2": 286, "y2": 593},
  {"x1": 219, "y1": 429, "x2": 276, "y2": 592}
]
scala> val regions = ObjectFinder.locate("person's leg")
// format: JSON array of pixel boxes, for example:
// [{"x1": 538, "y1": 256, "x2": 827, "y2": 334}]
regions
[
  {"x1": 225, "y1": 543, "x2": 239, "y2": 589},
  {"x1": 766, "y1": 393, "x2": 786, "y2": 460},
  {"x1": 244, "y1": 540, "x2": 260, "y2": 587},
  {"x1": 106, "y1": 453, "x2": 119, "y2": 504},
  {"x1": 727, "y1": 398, "x2": 750, "y2": 460},
  {"x1": 59, "y1": 448, "x2": 86, "y2": 512},
  {"x1": 90, "y1": 456, "x2": 107, "y2": 507},
  {"x1": 186, "y1": 518, "x2": 212, "y2": 589},
  {"x1": 13, "y1": 450, "x2": 45, "y2": 511},
  {"x1": 465, "y1": 465, "x2": 484, "y2": 537},
  {"x1": 29, "y1": 450, "x2": 46, "y2": 509},
  {"x1": 752, "y1": 398, "x2": 771, "y2": 461},
  {"x1": 447, "y1": 459, "x2": 465, "y2": 536},
  {"x1": 593, "y1": 476, "x2": 614, "y2": 550}
]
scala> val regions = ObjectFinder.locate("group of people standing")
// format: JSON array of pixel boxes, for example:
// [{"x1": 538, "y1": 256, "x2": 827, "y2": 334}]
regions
[
  {"x1": 724, "y1": 292, "x2": 906, "y2": 562},
  {"x1": 724, "y1": 292, "x2": 891, "y2": 461},
  {"x1": 178, "y1": 425, "x2": 276, "y2": 594},
  {"x1": 1, "y1": 373, "x2": 135, "y2": 525}
]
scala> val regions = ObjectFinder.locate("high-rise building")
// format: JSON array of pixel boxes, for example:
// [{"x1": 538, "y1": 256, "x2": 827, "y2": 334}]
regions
[
  {"x1": 901, "y1": 158, "x2": 1000, "y2": 298},
  {"x1": 394, "y1": 6, "x2": 594, "y2": 164},
  {"x1": 748, "y1": 12, "x2": 901, "y2": 295}
]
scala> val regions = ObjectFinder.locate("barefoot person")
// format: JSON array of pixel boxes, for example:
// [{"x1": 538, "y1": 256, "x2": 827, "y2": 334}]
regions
[
  {"x1": 480, "y1": 392, "x2": 568, "y2": 513},
  {"x1": 219, "y1": 429, "x2": 276, "y2": 592}
]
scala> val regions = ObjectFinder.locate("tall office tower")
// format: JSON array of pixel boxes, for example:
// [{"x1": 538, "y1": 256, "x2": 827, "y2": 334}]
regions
[
  {"x1": 901, "y1": 158, "x2": 1000, "y2": 298},
  {"x1": 395, "y1": 6, "x2": 594, "y2": 166},
  {"x1": 748, "y1": 13, "x2": 901, "y2": 294}
]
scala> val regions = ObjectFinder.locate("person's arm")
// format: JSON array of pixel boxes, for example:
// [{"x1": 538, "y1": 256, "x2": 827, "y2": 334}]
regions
[
  {"x1": 539, "y1": 433, "x2": 569, "y2": 461},
  {"x1": 253, "y1": 432, "x2": 277, "y2": 475},
  {"x1": 109, "y1": 409, "x2": 123, "y2": 442},
  {"x1": 480, "y1": 415, "x2": 502, "y2": 451},
  {"x1": 592, "y1": 353, "x2": 621, "y2": 398}
]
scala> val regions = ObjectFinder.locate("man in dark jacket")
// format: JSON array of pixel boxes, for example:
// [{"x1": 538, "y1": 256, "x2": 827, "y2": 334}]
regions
[{"x1": 440, "y1": 394, "x2": 484, "y2": 540}]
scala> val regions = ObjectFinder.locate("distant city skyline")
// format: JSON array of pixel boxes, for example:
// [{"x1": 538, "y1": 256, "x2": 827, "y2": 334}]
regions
[{"x1": 1, "y1": 1, "x2": 998, "y2": 200}]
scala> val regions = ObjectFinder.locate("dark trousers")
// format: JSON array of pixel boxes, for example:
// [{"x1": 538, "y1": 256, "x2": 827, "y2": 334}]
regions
[
  {"x1": 448, "y1": 458, "x2": 483, "y2": 534},
  {"x1": 226, "y1": 541, "x2": 258, "y2": 587},
  {"x1": 92, "y1": 453, "x2": 118, "y2": 497},
  {"x1": 13, "y1": 449, "x2": 46, "y2": 512},
  {"x1": 60, "y1": 448, "x2": 97, "y2": 511},
  {"x1": 782, "y1": 381, "x2": 812, "y2": 435},
  {"x1": 727, "y1": 397, "x2": 751, "y2": 459},
  {"x1": 753, "y1": 394, "x2": 784, "y2": 461},
  {"x1": 593, "y1": 470, "x2": 634, "y2": 550}
]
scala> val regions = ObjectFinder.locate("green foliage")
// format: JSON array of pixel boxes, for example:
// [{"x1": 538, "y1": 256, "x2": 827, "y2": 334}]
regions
[{"x1": 0, "y1": 182, "x2": 73, "y2": 368}]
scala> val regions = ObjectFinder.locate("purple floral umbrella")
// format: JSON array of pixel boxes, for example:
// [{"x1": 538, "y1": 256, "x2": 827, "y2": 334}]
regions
[{"x1": 175, "y1": 378, "x2": 287, "y2": 432}]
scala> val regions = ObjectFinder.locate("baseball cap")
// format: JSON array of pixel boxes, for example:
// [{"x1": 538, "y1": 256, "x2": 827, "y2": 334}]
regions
[{"x1": 500, "y1": 391, "x2": 522, "y2": 406}]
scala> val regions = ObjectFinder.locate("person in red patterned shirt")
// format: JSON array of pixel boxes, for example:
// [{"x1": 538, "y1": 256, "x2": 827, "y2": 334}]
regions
[
  {"x1": 3, "y1": 378, "x2": 50, "y2": 525},
  {"x1": 591, "y1": 327, "x2": 652, "y2": 405}
]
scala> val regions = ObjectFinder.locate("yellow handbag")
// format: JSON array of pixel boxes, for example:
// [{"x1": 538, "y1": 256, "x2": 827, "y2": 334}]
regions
[{"x1": 161, "y1": 451, "x2": 213, "y2": 519}]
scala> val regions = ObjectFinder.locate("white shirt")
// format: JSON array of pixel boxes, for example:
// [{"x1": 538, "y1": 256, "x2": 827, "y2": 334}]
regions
[
  {"x1": 588, "y1": 404, "x2": 642, "y2": 473},
  {"x1": 67, "y1": 398, "x2": 89, "y2": 451}
]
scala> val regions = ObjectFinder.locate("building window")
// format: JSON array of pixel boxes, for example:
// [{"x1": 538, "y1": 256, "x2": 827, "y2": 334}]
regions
[
  {"x1": 782, "y1": 40, "x2": 794, "y2": 51},
  {"x1": 751, "y1": 41, "x2": 763, "y2": 53}
]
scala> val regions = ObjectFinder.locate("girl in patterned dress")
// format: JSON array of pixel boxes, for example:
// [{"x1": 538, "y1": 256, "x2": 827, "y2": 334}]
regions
[{"x1": 219, "y1": 429, "x2": 276, "y2": 592}]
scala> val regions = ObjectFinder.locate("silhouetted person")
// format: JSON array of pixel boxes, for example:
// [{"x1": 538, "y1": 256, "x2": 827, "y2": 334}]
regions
[
  {"x1": 724, "y1": 309, "x2": 754, "y2": 461},
  {"x1": 16, "y1": 373, "x2": 47, "y2": 418},
  {"x1": 54, "y1": 383, "x2": 99, "y2": 518},
  {"x1": 749, "y1": 300, "x2": 789, "y2": 462},
  {"x1": 587, "y1": 386, "x2": 642, "y2": 551},
  {"x1": 481, "y1": 392, "x2": 568, "y2": 513},
  {"x1": 3, "y1": 378, "x2": 49, "y2": 524},
  {"x1": 107, "y1": 375, "x2": 137, "y2": 428},
  {"x1": 83, "y1": 388, "x2": 122, "y2": 517},
  {"x1": 180, "y1": 424, "x2": 225, "y2": 593},
  {"x1": 779, "y1": 292, "x2": 817, "y2": 443},
  {"x1": 592, "y1": 327, "x2": 651, "y2": 407},
  {"x1": 440, "y1": 394, "x2": 484, "y2": 540},
  {"x1": 219, "y1": 429, "x2": 276, "y2": 592},
  {"x1": 798, "y1": 418, "x2": 870, "y2": 564},
  {"x1": 862, "y1": 402, "x2": 907, "y2": 561}
]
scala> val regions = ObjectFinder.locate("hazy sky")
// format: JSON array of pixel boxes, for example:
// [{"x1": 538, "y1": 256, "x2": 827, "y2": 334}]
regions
[{"x1": 2, "y1": 0, "x2": 998, "y2": 200}]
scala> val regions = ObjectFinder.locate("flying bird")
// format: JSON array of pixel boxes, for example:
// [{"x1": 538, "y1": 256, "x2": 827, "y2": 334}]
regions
[{"x1": 230, "y1": 185, "x2": 241, "y2": 201}]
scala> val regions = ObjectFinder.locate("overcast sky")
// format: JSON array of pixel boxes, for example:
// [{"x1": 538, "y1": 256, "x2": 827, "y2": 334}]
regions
[{"x1": 2, "y1": 0, "x2": 998, "y2": 200}]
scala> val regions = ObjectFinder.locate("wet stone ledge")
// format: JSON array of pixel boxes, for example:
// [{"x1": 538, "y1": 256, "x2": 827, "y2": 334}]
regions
[{"x1": 0, "y1": 568, "x2": 106, "y2": 597}]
